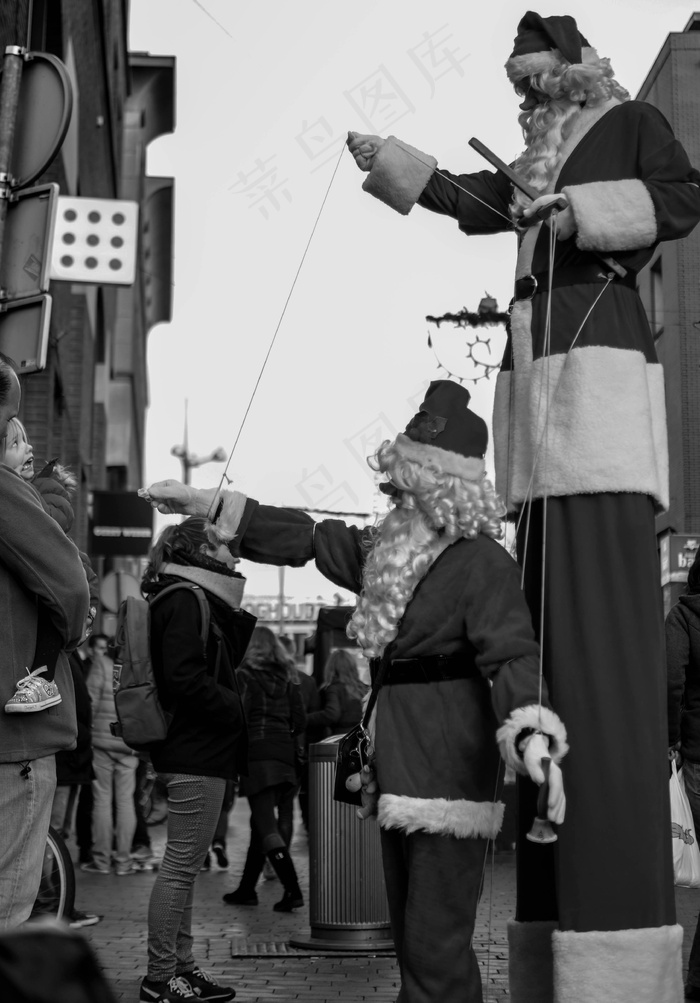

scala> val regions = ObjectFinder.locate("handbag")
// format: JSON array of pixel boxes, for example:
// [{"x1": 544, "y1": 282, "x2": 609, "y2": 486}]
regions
[
  {"x1": 333, "y1": 659, "x2": 386, "y2": 806},
  {"x1": 670, "y1": 759, "x2": 700, "y2": 888}
]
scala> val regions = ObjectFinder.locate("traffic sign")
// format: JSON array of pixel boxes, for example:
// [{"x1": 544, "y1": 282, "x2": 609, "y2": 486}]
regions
[
  {"x1": 0, "y1": 294, "x2": 51, "y2": 373},
  {"x1": 4, "y1": 52, "x2": 73, "y2": 190},
  {"x1": 0, "y1": 183, "x2": 58, "y2": 300},
  {"x1": 49, "y1": 197, "x2": 138, "y2": 285},
  {"x1": 100, "y1": 571, "x2": 142, "y2": 614}
]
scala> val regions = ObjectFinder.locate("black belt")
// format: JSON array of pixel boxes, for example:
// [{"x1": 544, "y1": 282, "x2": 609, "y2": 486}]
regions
[
  {"x1": 375, "y1": 654, "x2": 474, "y2": 685},
  {"x1": 513, "y1": 264, "x2": 637, "y2": 302}
]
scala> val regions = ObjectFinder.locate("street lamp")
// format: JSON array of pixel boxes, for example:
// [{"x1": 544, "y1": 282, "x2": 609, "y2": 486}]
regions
[{"x1": 170, "y1": 399, "x2": 227, "y2": 485}]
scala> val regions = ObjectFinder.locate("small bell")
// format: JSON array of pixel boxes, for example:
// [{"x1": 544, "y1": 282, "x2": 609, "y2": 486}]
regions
[{"x1": 526, "y1": 756, "x2": 558, "y2": 844}]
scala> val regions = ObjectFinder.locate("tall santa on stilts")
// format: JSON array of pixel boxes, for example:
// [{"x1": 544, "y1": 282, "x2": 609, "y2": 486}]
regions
[
  {"x1": 141, "y1": 379, "x2": 568, "y2": 1003},
  {"x1": 347, "y1": 10, "x2": 700, "y2": 1002}
]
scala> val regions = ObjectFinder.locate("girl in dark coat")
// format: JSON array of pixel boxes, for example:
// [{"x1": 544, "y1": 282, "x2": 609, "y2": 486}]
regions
[
  {"x1": 307, "y1": 648, "x2": 368, "y2": 739},
  {"x1": 223, "y1": 627, "x2": 306, "y2": 912},
  {"x1": 139, "y1": 518, "x2": 253, "y2": 1003}
]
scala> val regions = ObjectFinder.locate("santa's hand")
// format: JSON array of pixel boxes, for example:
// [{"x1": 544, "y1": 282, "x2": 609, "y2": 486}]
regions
[
  {"x1": 138, "y1": 480, "x2": 220, "y2": 519},
  {"x1": 522, "y1": 732, "x2": 566, "y2": 825},
  {"x1": 347, "y1": 131, "x2": 384, "y2": 171},
  {"x1": 355, "y1": 763, "x2": 379, "y2": 821},
  {"x1": 522, "y1": 194, "x2": 575, "y2": 240}
]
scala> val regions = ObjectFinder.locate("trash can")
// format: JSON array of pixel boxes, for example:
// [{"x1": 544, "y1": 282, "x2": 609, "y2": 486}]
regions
[{"x1": 289, "y1": 736, "x2": 394, "y2": 951}]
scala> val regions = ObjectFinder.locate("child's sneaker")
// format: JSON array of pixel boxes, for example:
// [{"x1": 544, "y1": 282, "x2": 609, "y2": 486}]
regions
[{"x1": 4, "y1": 667, "x2": 62, "y2": 713}]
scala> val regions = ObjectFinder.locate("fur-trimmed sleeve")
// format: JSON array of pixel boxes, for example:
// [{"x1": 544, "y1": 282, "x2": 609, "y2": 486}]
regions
[{"x1": 362, "y1": 136, "x2": 436, "y2": 215}]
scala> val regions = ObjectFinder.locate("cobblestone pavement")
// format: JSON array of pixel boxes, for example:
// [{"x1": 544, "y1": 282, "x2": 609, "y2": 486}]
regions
[{"x1": 67, "y1": 797, "x2": 699, "y2": 1002}]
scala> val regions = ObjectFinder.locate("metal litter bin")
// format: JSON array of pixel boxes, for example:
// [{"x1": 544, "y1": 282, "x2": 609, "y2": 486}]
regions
[{"x1": 289, "y1": 736, "x2": 394, "y2": 950}]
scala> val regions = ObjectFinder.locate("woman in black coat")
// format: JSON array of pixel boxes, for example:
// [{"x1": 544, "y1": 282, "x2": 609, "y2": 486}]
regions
[
  {"x1": 223, "y1": 626, "x2": 306, "y2": 912},
  {"x1": 140, "y1": 517, "x2": 253, "y2": 1003},
  {"x1": 306, "y1": 648, "x2": 368, "y2": 739}
]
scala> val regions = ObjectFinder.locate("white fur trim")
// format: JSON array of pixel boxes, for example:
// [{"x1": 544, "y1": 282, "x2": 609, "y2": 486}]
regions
[
  {"x1": 496, "y1": 704, "x2": 568, "y2": 776},
  {"x1": 362, "y1": 136, "x2": 437, "y2": 216},
  {"x1": 505, "y1": 46, "x2": 600, "y2": 83},
  {"x1": 207, "y1": 490, "x2": 248, "y2": 543},
  {"x1": 493, "y1": 350, "x2": 669, "y2": 512},
  {"x1": 508, "y1": 919, "x2": 557, "y2": 1003},
  {"x1": 393, "y1": 433, "x2": 485, "y2": 481},
  {"x1": 553, "y1": 924, "x2": 683, "y2": 1003},
  {"x1": 377, "y1": 793, "x2": 504, "y2": 839},
  {"x1": 563, "y1": 179, "x2": 657, "y2": 253}
]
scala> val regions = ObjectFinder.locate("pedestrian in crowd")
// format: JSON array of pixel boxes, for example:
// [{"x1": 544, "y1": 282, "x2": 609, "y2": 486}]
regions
[
  {"x1": 280, "y1": 635, "x2": 320, "y2": 833},
  {"x1": 2, "y1": 421, "x2": 98, "y2": 713},
  {"x1": 83, "y1": 638, "x2": 139, "y2": 877},
  {"x1": 0, "y1": 352, "x2": 89, "y2": 929},
  {"x1": 131, "y1": 756, "x2": 157, "y2": 871},
  {"x1": 141, "y1": 378, "x2": 566, "y2": 1003},
  {"x1": 140, "y1": 517, "x2": 251, "y2": 1003},
  {"x1": 307, "y1": 648, "x2": 368, "y2": 739},
  {"x1": 347, "y1": 11, "x2": 700, "y2": 997},
  {"x1": 222, "y1": 626, "x2": 306, "y2": 912},
  {"x1": 74, "y1": 633, "x2": 109, "y2": 867},
  {"x1": 667, "y1": 547, "x2": 700, "y2": 1001}
]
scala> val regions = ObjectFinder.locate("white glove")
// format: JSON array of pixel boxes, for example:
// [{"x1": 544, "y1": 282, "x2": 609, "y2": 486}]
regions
[
  {"x1": 522, "y1": 732, "x2": 566, "y2": 825},
  {"x1": 138, "y1": 480, "x2": 220, "y2": 519},
  {"x1": 347, "y1": 131, "x2": 385, "y2": 171},
  {"x1": 522, "y1": 193, "x2": 576, "y2": 240}
]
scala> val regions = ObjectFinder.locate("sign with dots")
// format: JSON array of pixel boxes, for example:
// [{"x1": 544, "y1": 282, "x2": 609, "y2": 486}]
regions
[{"x1": 49, "y1": 197, "x2": 139, "y2": 285}]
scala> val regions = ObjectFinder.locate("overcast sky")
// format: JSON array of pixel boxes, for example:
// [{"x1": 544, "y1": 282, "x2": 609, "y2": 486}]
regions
[{"x1": 129, "y1": 0, "x2": 696, "y2": 602}]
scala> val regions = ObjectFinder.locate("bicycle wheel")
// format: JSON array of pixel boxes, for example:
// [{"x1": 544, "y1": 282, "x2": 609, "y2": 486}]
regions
[{"x1": 32, "y1": 826, "x2": 76, "y2": 920}]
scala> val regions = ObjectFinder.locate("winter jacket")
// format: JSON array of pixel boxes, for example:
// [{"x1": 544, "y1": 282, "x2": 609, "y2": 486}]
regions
[
  {"x1": 86, "y1": 652, "x2": 135, "y2": 758},
  {"x1": 0, "y1": 463, "x2": 87, "y2": 762},
  {"x1": 56, "y1": 653, "x2": 93, "y2": 785},
  {"x1": 667, "y1": 593, "x2": 700, "y2": 762},
  {"x1": 210, "y1": 495, "x2": 566, "y2": 838},
  {"x1": 147, "y1": 578, "x2": 251, "y2": 780},
  {"x1": 362, "y1": 100, "x2": 700, "y2": 513},
  {"x1": 307, "y1": 680, "x2": 365, "y2": 738},
  {"x1": 237, "y1": 662, "x2": 306, "y2": 795}
]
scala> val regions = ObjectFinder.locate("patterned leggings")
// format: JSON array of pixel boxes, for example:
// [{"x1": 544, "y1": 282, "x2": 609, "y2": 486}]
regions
[{"x1": 147, "y1": 773, "x2": 225, "y2": 981}]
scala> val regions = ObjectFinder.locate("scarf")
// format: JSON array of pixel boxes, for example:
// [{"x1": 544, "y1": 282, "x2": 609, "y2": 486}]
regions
[{"x1": 159, "y1": 562, "x2": 245, "y2": 610}]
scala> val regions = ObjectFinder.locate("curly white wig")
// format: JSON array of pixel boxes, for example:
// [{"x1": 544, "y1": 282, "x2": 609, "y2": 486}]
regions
[{"x1": 347, "y1": 439, "x2": 505, "y2": 658}]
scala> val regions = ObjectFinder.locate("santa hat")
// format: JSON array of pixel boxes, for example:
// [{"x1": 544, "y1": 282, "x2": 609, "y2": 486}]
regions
[
  {"x1": 505, "y1": 10, "x2": 599, "y2": 84},
  {"x1": 388, "y1": 380, "x2": 488, "y2": 484}
]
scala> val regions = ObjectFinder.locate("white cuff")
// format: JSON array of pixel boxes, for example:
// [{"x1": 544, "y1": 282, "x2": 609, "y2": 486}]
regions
[{"x1": 496, "y1": 704, "x2": 569, "y2": 776}]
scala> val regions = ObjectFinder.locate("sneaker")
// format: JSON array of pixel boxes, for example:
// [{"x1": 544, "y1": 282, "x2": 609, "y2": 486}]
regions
[
  {"x1": 140, "y1": 976, "x2": 196, "y2": 1002},
  {"x1": 79, "y1": 861, "x2": 110, "y2": 875},
  {"x1": 131, "y1": 846, "x2": 156, "y2": 871},
  {"x1": 115, "y1": 860, "x2": 136, "y2": 876},
  {"x1": 67, "y1": 909, "x2": 101, "y2": 928},
  {"x1": 180, "y1": 967, "x2": 235, "y2": 1001},
  {"x1": 4, "y1": 668, "x2": 62, "y2": 713},
  {"x1": 200, "y1": 851, "x2": 211, "y2": 872},
  {"x1": 211, "y1": 842, "x2": 228, "y2": 869}
]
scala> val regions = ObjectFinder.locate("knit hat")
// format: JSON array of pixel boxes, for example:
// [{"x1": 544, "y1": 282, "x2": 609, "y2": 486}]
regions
[
  {"x1": 389, "y1": 380, "x2": 488, "y2": 484},
  {"x1": 505, "y1": 11, "x2": 598, "y2": 84}
]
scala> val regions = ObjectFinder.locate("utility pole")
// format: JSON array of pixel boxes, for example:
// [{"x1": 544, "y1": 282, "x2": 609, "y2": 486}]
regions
[
  {"x1": 170, "y1": 398, "x2": 226, "y2": 485},
  {"x1": 0, "y1": 0, "x2": 31, "y2": 277}
]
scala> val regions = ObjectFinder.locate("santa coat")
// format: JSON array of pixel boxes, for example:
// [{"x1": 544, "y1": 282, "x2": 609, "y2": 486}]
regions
[
  {"x1": 357, "y1": 98, "x2": 700, "y2": 1002},
  {"x1": 211, "y1": 497, "x2": 567, "y2": 840}
]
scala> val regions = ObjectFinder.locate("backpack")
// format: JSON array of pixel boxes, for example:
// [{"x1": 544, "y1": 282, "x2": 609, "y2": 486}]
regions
[{"x1": 110, "y1": 583, "x2": 212, "y2": 751}]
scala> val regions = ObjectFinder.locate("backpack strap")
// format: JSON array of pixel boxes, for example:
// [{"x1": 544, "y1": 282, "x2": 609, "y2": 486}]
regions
[{"x1": 150, "y1": 582, "x2": 224, "y2": 681}]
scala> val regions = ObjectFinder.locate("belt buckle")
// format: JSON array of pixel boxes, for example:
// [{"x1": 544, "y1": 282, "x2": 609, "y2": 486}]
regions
[{"x1": 519, "y1": 274, "x2": 538, "y2": 300}]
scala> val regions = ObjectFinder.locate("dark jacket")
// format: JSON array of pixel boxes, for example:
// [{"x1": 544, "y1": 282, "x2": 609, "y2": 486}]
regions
[
  {"x1": 237, "y1": 662, "x2": 306, "y2": 795},
  {"x1": 307, "y1": 680, "x2": 365, "y2": 739},
  {"x1": 147, "y1": 578, "x2": 250, "y2": 780},
  {"x1": 56, "y1": 653, "x2": 93, "y2": 785},
  {"x1": 667, "y1": 593, "x2": 700, "y2": 762}
]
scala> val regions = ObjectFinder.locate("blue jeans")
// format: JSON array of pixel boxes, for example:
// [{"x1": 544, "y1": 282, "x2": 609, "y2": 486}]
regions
[
  {"x1": 683, "y1": 760, "x2": 700, "y2": 988},
  {"x1": 147, "y1": 773, "x2": 225, "y2": 982},
  {"x1": 92, "y1": 747, "x2": 138, "y2": 869},
  {"x1": 0, "y1": 756, "x2": 56, "y2": 929}
]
